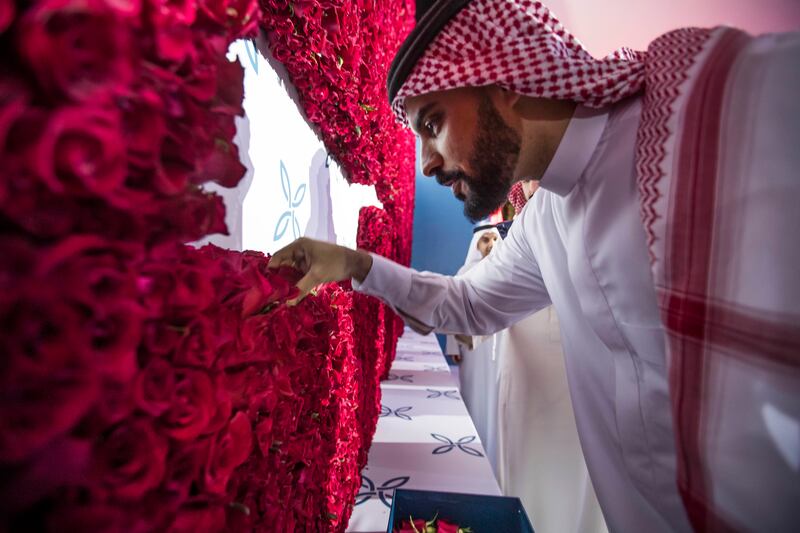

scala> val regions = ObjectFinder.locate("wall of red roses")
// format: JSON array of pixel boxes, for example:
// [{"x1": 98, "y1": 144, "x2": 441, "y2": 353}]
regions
[{"x1": 0, "y1": 0, "x2": 415, "y2": 532}]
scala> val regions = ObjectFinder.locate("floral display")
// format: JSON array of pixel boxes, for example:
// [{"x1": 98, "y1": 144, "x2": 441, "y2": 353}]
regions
[
  {"x1": 395, "y1": 514, "x2": 473, "y2": 533},
  {"x1": 0, "y1": 0, "x2": 416, "y2": 531}
]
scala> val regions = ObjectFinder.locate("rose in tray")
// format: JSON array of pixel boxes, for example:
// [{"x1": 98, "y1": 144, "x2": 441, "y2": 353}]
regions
[{"x1": 395, "y1": 512, "x2": 473, "y2": 533}]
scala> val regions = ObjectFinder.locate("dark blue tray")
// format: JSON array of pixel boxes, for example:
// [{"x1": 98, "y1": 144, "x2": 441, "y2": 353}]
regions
[{"x1": 387, "y1": 488, "x2": 535, "y2": 532}]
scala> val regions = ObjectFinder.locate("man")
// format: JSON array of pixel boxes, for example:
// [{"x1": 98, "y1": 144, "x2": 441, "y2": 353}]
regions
[
  {"x1": 270, "y1": 0, "x2": 800, "y2": 531},
  {"x1": 474, "y1": 227, "x2": 498, "y2": 259},
  {"x1": 444, "y1": 226, "x2": 501, "y2": 471},
  {"x1": 447, "y1": 224, "x2": 499, "y2": 355}
]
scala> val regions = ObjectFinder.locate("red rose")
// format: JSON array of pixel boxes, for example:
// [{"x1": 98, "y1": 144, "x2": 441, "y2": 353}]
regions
[
  {"x1": 193, "y1": 134, "x2": 246, "y2": 189},
  {"x1": 141, "y1": 319, "x2": 184, "y2": 356},
  {"x1": 200, "y1": 0, "x2": 258, "y2": 27},
  {"x1": 1, "y1": 175, "x2": 148, "y2": 240},
  {"x1": 93, "y1": 417, "x2": 168, "y2": 500},
  {"x1": 0, "y1": 336, "x2": 99, "y2": 462},
  {"x1": 18, "y1": 0, "x2": 133, "y2": 102},
  {"x1": 163, "y1": 438, "x2": 210, "y2": 498},
  {"x1": 204, "y1": 411, "x2": 252, "y2": 494},
  {"x1": 2, "y1": 281, "x2": 78, "y2": 379},
  {"x1": 321, "y1": 8, "x2": 341, "y2": 35},
  {"x1": 46, "y1": 502, "x2": 130, "y2": 533},
  {"x1": 147, "y1": 0, "x2": 196, "y2": 62},
  {"x1": 78, "y1": 301, "x2": 142, "y2": 380},
  {"x1": 204, "y1": 375, "x2": 233, "y2": 435},
  {"x1": 198, "y1": 0, "x2": 260, "y2": 38},
  {"x1": 160, "y1": 369, "x2": 216, "y2": 440},
  {"x1": 27, "y1": 106, "x2": 127, "y2": 203},
  {"x1": 173, "y1": 318, "x2": 218, "y2": 368},
  {"x1": 152, "y1": 130, "x2": 195, "y2": 195},
  {"x1": 0, "y1": 236, "x2": 37, "y2": 295},
  {"x1": 37, "y1": 235, "x2": 142, "y2": 302},
  {"x1": 104, "y1": 0, "x2": 142, "y2": 16},
  {"x1": 254, "y1": 416, "x2": 274, "y2": 455},
  {"x1": 180, "y1": 38, "x2": 228, "y2": 106},
  {"x1": 169, "y1": 259, "x2": 218, "y2": 312},
  {"x1": 167, "y1": 505, "x2": 225, "y2": 533},
  {"x1": 149, "y1": 190, "x2": 228, "y2": 243},
  {"x1": 154, "y1": 22, "x2": 194, "y2": 62},
  {"x1": 437, "y1": 520, "x2": 460, "y2": 533},
  {"x1": 0, "y1": 365, "x2": 98, "y2": 463},
  {"x1": 139, "y1": 252, "x2": 216, "y2": 316},
  {"x1": 238, "y1": 261, "x2": 301, "y2": 317},
  {"x1": 0, "y1": 80, "x2": 27, "y2": 179},
  {"x1": 396, "y1": 518, "x2": 428, "y2": 532},
  {"x1": 2, "y1": 436, "x2": 90, "y2": 514},
  {"x1": 212, "y1": 56, "x2": 245, "y2": 116},
  {"x1": 0, "y1": 288, "x2": 100, "y2": 462},
  {"x1": 92, "y1": 376, "x2": 136, "y2": 426},
  {"x1": 32, "y1": 238, "x2": 145, "y2": 381},
  {"x1": 120, "y1": 88, "x2": 166, "y2": 168},
  {"x1": 150, "y1": 0, "x2": 196, "y2": 26},
  {"x1": 135, "y1": 357, "x2": 175, "y2": 416},
  {"x1": 0, "y1": 0, "x2": 14, "y2": 34}
]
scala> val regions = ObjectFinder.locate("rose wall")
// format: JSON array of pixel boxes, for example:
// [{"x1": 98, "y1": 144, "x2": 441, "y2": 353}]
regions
[{"x1": 0, "y1": 0, "x2": 415, "y2": 532}]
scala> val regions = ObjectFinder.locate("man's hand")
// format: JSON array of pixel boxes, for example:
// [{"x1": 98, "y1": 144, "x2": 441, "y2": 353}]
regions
[{"x1": 268, "y1": 238, "x2": 373, "y2": 304}]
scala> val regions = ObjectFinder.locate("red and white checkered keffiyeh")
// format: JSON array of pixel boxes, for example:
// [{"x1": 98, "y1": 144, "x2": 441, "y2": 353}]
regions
[
  {"x1": 391, "y1": 0, "x2": 645, "y2": 124},
  {"x1": 506, "y1": 181, "x2": 527, "y2": 213}
]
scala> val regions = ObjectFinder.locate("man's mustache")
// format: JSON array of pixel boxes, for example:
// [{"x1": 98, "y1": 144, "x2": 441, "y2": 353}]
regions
[{"x1": 434, "y1": 170, "x2": 472, "y2": 187}]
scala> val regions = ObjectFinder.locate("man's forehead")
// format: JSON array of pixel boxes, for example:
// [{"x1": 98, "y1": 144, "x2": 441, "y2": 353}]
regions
[
  {"x1": 405, "y1": 87, "x2": 478, "y2": 131},
  {"x1": 408, "y1": 86, "x2": 481, "y2": 110},
  {"x1": 405, "y1": 92, "x2": 442, "y2": 122}
]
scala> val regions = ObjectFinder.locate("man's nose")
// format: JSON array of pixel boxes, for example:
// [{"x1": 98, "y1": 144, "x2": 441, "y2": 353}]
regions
[{"x1": 421, "y1": 146, "x2": 443, "y2": 177}]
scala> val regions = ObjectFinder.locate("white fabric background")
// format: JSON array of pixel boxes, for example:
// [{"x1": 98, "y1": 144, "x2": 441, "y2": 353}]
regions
[{"x1": 197, "y1": 38, "x2": 381, "y2": 254}]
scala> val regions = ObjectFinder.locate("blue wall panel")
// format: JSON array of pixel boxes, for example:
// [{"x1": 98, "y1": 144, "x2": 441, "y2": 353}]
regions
[{"x1": 410, "y1": 146, "x2": 474, "y2": 276}]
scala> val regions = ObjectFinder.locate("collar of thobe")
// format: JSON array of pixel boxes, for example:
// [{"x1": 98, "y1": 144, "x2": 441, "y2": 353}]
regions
[{"x1": 538, "y1": 105, "x2": 609, "y2": 197}]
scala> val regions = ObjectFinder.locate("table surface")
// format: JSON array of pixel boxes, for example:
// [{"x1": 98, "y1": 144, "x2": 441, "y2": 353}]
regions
[{"x1": 346, "y1": 328, "x2": 501, "y2": 533}]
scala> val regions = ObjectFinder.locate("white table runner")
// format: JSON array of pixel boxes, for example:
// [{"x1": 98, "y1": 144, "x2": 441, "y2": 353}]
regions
[{"x1": 347, "y1": 328, "x2": 501, "y2": 532}]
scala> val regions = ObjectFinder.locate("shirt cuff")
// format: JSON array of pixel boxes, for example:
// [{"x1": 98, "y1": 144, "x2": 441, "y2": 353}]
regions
[{"x1": 351, "y1": 253, "x2": 412, "y2": 308}]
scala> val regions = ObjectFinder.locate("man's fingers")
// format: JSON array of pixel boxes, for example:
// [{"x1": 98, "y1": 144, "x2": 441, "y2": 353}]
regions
[
  {"x1": 287, "y1": 270, "x2": 319, "y2": 306},
  {"x1": 269, "y1": 239, "x2": 310, "y2": 271},
  {"x1": 268, "y1": 242, "x2": 296, "y2": 269}
]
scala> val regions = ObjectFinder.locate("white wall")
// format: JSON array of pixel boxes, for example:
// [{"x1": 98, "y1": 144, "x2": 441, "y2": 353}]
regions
[
  {"x1": 200, "y1": 39, "x2": 382, "y2": 254},
  {"x1": 546, "y1": 0, "x2": 800, "y2": 57}
]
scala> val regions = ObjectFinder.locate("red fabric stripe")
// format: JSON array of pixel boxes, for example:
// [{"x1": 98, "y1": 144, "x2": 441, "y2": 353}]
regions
[
  {"x1": 663, "y1": 293, "x2": 800, "y2": 369},
  {"x1": 666, "y1": 29, "x2": 750, "y2": 532}
]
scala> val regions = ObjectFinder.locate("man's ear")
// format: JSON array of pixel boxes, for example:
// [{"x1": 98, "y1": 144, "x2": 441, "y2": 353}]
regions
[
  {"x1": 485, "y1": 85, "x2": 522, "y2": 119},
  {"x1": 490, "y1": 85, "x2": 522, "y2": 110}
]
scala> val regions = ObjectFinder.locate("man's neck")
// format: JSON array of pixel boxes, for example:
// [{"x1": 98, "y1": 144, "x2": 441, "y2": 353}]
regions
[{"x1": 513, "y1": 97, "x2": 577, "y2": 182}]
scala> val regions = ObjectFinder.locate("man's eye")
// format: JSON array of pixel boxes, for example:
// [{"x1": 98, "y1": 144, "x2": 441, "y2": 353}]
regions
[{"x1": 424, "y1": 115, "x2": 440, "y2": 136}]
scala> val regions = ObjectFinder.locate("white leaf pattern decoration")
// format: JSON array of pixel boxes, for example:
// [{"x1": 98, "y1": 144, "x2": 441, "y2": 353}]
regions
[{"x1": 274, "y1": 211, "x2": 292, "y2": 240}]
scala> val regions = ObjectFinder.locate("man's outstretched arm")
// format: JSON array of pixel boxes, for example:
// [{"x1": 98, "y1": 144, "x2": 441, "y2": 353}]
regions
[{"x1": 268, "y1": 217, "x2": 551, "y2": 335}]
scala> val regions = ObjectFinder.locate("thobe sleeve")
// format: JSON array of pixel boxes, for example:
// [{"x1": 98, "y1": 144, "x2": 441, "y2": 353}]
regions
[{"x1": 353, "y1": 214, "x2": 551, "y2": 335}]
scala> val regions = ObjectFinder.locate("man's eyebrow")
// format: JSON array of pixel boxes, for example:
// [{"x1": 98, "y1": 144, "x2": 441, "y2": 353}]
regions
[{"x1": 413, "y1": 102, "x2": 438, "y2": 134}]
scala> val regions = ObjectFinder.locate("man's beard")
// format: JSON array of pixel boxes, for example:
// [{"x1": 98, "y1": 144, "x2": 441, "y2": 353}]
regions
[{"x1": 436, "y1": 95, "x2": 521, "y2": 222}]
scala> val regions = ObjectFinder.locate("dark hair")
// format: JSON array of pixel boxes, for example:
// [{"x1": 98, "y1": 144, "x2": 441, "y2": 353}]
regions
[{"x1": 387, "y1": 0, "x2": 474, "y2": 103}]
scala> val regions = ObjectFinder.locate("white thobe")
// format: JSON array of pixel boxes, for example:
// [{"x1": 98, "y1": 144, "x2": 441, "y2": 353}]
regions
[
  {"x1": 354, "y1": 96, "x2": 693, "y2": 532},
  {"x1": 449, "y1": 238, "x2": 607, "y2": 533},
  {"x1": 496, "y1": 307, "x2": 608, "y2": 533}
]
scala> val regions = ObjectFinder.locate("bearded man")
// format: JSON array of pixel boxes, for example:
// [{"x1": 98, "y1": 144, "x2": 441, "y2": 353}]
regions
[{"x1": 270, "y1": 1, "x2": 800, "y2": 531}]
